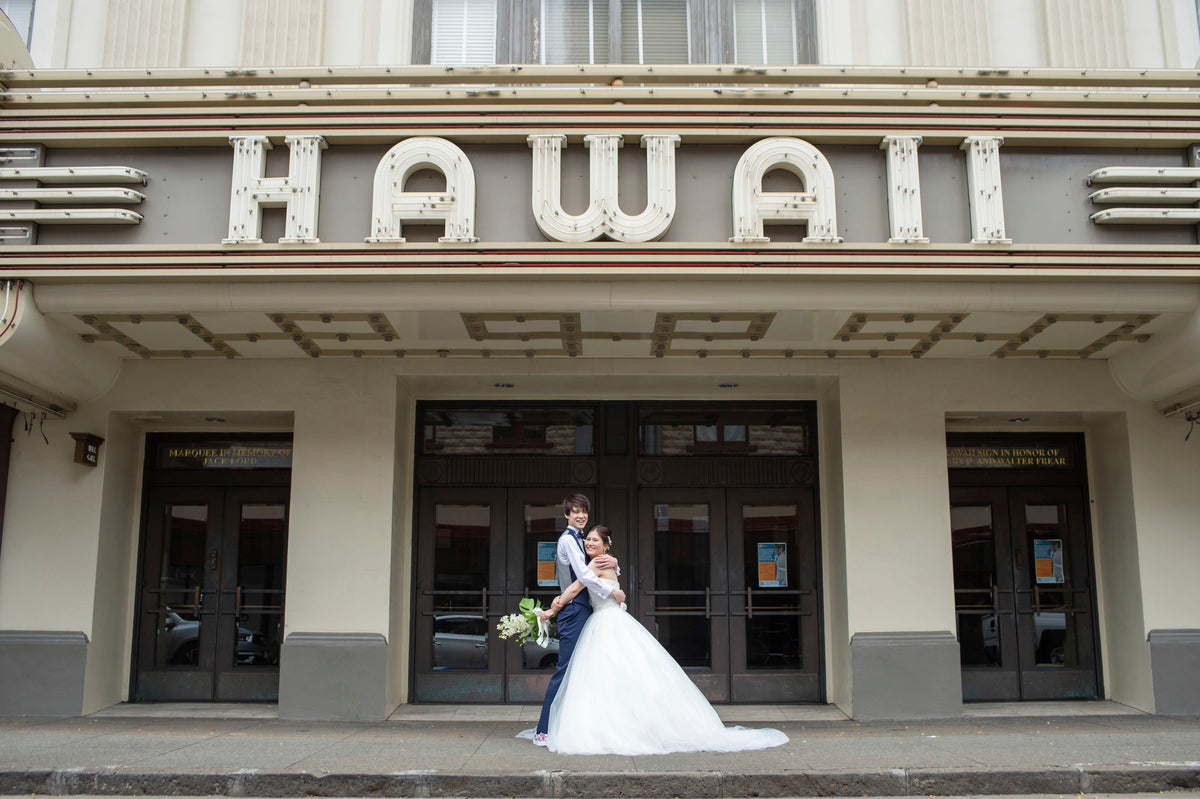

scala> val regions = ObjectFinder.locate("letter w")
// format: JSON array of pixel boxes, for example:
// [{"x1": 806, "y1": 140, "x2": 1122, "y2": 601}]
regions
[{"x1": 528, "y1": 134, "x2": 680, "y2": 242}]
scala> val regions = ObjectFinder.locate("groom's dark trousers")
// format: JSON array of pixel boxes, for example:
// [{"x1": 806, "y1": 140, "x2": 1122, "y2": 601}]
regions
[{"x1": 536, "y1": 600, "x2": 590, "y2": 734}]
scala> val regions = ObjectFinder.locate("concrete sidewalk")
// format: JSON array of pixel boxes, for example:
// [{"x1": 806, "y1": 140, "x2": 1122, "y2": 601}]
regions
[{"x1": 0, "y1": 702, "x2": 1198, "y2": 797}]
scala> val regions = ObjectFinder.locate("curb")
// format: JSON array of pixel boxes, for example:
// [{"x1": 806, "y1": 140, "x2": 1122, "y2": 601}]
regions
[{"x1": 2, "y1": 766, "x2": 1199, "y2": 797}]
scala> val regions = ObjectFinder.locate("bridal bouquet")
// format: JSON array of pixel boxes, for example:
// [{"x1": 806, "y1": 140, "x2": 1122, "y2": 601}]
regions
[{"x1": 497, "y1": 597, "x2": 553, "y2": 648}]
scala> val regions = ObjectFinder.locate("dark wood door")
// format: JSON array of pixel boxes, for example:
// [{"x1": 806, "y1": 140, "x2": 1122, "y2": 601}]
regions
[
  {"x1": 135, "y1": 486, "x2": 288, "y2": 701},
  {"x1": 637, "y1": 487, "x2": 822, "y2": 703},
  {"x1": 952, "y1": 486, "x2": 1098, "y2": 701},
  {"x1": 726, "y1": 488, "x2": 821, "y2": 702},
  {"x1": 413, "y1": 487, "x2": 507, "y2": 702},
  {"x1": 413, "y1": 487, "x2": 594, "y2": 703},
  {"x1": 637, "y1": 488, "x2": 731, "y2": 702}
]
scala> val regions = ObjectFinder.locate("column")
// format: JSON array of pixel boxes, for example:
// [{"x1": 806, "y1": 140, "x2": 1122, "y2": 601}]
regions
[{"x1": 832, "y1": 363, "x2": 962, "y2": 720}]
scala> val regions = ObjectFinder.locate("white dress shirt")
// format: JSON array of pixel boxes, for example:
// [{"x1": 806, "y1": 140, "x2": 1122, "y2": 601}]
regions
[{"x1": 558, "y1": 526, "x2": 614, "y2": 599}]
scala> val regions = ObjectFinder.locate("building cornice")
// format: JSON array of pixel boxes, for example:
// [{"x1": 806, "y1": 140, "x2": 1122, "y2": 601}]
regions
[
  {"x1": 3, "y1": 242, "x2": 1199, "y2": 282},
  {"x1": 3, "y1": 66, "x2": 1200, "y2": 147}
]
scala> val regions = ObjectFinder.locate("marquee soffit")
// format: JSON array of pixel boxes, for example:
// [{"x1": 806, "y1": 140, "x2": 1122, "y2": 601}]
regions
[
  {"x1": 4, "y1": 67, "x2": 1199, "y2": 367},
  {"x1": 60, "y1": 308, "x2": 1169, "y2": 362}
]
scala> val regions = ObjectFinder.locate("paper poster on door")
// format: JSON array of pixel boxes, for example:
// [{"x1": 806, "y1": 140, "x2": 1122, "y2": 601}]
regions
[
  {"x1": 1034, "y1": 538, "x2": 1064, "y2": 584},
  {"x1": 757, "y1": 542, "x2": 788, "y2": 587},
  {"x1": 537, "y1": 540, "x2": 558, "y2": 587}
]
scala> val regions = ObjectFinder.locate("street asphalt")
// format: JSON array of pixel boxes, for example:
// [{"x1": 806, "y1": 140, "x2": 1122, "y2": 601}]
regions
[{"x1": 0, "y1": 702, "x2": 1197, "y2": 797}]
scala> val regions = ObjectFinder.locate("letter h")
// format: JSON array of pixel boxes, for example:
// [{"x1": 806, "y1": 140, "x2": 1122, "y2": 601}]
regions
[{"x1": 224, "y1": 135, "x2": 326, "y2": 244}]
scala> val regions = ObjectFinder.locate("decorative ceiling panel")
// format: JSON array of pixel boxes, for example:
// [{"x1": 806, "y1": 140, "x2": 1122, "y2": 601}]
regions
[{"x1": 58, "y1": 308, "x2": 1169, "y2": 361}]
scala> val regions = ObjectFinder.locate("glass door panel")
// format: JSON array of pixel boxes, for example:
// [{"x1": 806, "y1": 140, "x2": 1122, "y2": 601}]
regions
[
  {"x1": 432, "y1": 503, "x2": 492, "y2": 670},
  {"x1": 1011, "y1": 489, "x2": 1098, "y2": 700},
  {"x1": 518, "y1": 501, "x2": 566, "y2": 671},
  {"x1": 231, "y1": 502, "x2": 286, "y2": 668},
  {"x1": 950, "y1": 490, "x2": 1020, "y2": 701},
  {"x1": 136, "y1": 489, "x2": 222, "y2": 700},
  {"x1": 741, "y1": 505, "x2": 800, "y2": 669},
  {"x1": 214, "y1": 488, "x2": 289, "y2": 701},
  {"x1": 504, "y1": 490, "x2": 582, "y2": 701},
  {"x1": 728, "y1": 489, "x2": 820, "y2": 703},
  {"x1": 414, "y1": 488, "x2": 505, "y2": 702},
  {"x1": 155, "y1": 503, "x2": 210, "y2": 667},
  {"x1": 638, "y1": 491, "x2": 728, "y2": 702},
  {"x1": 654, "y1": 502, "x2": 713, "y2": 668},
  {"x1": 952, "y1": 504, "x2": 999, "y2": 667}
]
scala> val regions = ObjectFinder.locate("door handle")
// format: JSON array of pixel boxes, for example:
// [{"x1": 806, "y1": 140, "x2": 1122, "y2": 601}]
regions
[{"x1": 210, "y1": 550, "x2": 218, "y2": 570}]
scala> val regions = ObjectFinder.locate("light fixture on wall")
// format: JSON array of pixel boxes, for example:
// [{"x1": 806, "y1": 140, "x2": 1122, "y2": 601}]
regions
[{"x1": 69, "y1": 432, "x2": 104, "y2": 467}]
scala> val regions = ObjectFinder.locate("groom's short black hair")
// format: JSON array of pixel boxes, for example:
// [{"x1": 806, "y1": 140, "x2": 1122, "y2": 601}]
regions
[{"x1": 562, "y1": 493, "x2": 590, "y2": 516}]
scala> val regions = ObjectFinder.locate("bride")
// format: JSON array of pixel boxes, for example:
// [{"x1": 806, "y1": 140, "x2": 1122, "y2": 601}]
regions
[{"x1": 523, "y1": 526, "x2": 788, "y2": 756}]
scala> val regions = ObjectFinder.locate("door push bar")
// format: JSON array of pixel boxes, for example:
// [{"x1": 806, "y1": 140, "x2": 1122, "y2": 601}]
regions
[
  {"x1": 419, "y1": 586, "x2": 490, "y2": 617},
  {"x1": 148, "y1": 585, "x2": 203, "y2": 618},
  {"x1": 640, "y1": 587, "x2": 712, "y2": 618},
  {"x1": 234, "y1": 585, "x2": 284, "y2": 615}
]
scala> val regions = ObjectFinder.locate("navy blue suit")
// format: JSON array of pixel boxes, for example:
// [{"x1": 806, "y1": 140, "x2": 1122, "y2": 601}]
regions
[{"x1": 536, "y1": 528, "x2": 591, "y2": 735}]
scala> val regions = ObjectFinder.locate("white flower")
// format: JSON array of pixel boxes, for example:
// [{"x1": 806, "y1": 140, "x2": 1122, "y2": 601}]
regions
[{"x1": 497, "y1": 613, "x2": 533, "y2": 646}]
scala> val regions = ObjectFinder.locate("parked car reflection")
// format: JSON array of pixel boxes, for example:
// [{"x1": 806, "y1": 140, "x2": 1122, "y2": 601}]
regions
[
  {"x1": 432, "y1": 614, "x2": 558, "y2": 670},
  {"x1": 159, "y1": 609, "x2": 274, "y2": 666},
  {"x1": 976, "y1": 611, "x2": 1066, "y2": 665}
]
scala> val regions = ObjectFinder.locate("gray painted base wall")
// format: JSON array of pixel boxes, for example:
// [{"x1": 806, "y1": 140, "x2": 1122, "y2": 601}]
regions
[
  {"x1": 851, "y1": 631, "x2": 963, "y2": 721},
  {"x1": 278, "y1": 632, "x2": 388, "y2": 721},
  {"x1": 0, "y1": 631, "x2": 88, "y2": 716},
  {"x1": 1149, "y1": 629, "x2": 1200, "y2": 716}
]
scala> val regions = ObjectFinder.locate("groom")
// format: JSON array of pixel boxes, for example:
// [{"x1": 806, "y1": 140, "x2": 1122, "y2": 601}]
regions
[{"x1": 533, "y1": 493, "x2": 625, "y2": 746}]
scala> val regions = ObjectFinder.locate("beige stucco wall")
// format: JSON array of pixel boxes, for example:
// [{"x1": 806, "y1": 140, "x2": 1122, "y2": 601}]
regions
[
  {"x1": 837, "y1": 360, "x2": 957, "y2": 638},
  {"x1": 1, "y1": 350, "x2": 1194, "y2": 713},
  {"x1": 818, "y1": 382, "x2": 850, "y2": 711},
  {"x1": 388, "y1": 390, "x2": 417, "y2": 709}
]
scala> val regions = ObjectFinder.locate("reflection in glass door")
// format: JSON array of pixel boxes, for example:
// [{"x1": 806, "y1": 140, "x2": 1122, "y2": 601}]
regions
[
  {"x1": 414, "y1": 489, "x2": 581, "y2": 703},
  {"x1": 644, "y1": 497, "x2": 726, "y2": 698},
  {"x1": 135, "y1": 487, "x2": 289, "y2": 701},
  {"x1": 505, "y1": 495, "x2": 571, "y2": 701},
  {"x1": 952, "y1": 486, "x2": 1098, "y2": 701},
  {"x1": 414, "y1": 489, "x2": 505, "y2": 702}
]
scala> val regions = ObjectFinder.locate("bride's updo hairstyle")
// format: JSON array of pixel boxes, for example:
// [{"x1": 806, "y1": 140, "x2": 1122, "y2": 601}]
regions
[{"x1": 590, "y1": 525, "x2": 613, "y2": 555}]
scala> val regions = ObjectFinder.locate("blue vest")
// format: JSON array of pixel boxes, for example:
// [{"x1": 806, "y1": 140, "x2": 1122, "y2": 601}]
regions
[{"x1": 555, "y1": 528, "x2": 592, "y2": 608}]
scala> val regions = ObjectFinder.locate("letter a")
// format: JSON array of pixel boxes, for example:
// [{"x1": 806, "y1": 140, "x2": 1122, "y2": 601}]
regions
[
  {"x1": 367, "y1": 137, "x2": 478, "y2": 242},
  {"x1": 730, "y1": 137, "x2": 841, "y2": 243}
]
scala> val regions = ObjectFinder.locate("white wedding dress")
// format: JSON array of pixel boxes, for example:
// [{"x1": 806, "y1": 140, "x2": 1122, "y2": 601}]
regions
[{"x1": 534, "y1": 578, "x2": 788, "y2": 755}]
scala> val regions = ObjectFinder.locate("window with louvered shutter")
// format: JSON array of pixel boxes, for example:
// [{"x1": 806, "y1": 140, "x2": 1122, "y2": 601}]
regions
[
  {"x1": 419, "y1": 0, "x2": 814, "y2": 66},
  {"x1": 431, "y1": 0, "x2": 498, "y2": 64},
  {"x1": 732, "y1": 0, "x2": 798, "y2": 64},
  {"x1": 542, "y1": 0, "x2": 610, "y2": 64},
  {"x1": 619, "y1": 0, "x2": 689, "y2": 64}
]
